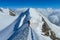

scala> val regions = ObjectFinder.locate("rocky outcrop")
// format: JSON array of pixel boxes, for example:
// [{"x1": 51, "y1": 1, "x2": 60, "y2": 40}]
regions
[
  {"x1": 9, "y1": 10, "x2": 16, "y2": 16},
  {"x1": 42, "y1": 17, "x2": 60, "y2": 40}
]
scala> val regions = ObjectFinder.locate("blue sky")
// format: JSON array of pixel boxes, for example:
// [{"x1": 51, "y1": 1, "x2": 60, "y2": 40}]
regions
[{"x1": 0, "y1": 0, "x2": 60, "y2": 9}]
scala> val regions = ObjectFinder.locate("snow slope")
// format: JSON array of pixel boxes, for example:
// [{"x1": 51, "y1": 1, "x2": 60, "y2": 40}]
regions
[
  {"x1": 0, "y1": 8, "x2": 18, "y2": 31},
  {"x1": 0, "y1": 8, "x2": 60, "y2": 40},
  {"x1": 0, "y1": 8, "x2": 28, "y2": 40},
  {"x1": 36, "y1": 8, "x2": 60, "y2": 39},
  {"x1": 0, "y1": 8, "x2": 28, "y2": 31},
  {"x1": 29, "y1": 8, "x2": 52, "y2": 40}
]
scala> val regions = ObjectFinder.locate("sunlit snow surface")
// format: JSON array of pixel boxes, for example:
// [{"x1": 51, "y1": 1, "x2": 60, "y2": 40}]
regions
[
  {"x1": 0, "y1": 13, "x2": 18, "y2": 31},
  {"x1": 0, "y1": 8, "x2": 28, "y2": 31},
  {"x1": 0, "y1": 8, "x2": 60, "y2": 40}
]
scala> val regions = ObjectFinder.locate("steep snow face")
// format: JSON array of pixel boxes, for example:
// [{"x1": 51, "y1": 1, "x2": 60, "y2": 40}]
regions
[
  {"x1": 0, "y1": 8, "x2": 28, "y2": 31},
  {"x1": 0, "y1": 8, "x2": 60, "y2": 40},
  {"x1": 0, "y1": 8, "x2": 29, "y2": 40},
  {"x1": 37, "y1": 8, "x2": 60, "y2": 26},
  {"x1": 29, "y1": 8, "x2": 52, "y2": 40},
  {"x1": 36, "y1": 9, "x2": 60, "y2": 39},
  {"x1": 29, "y1": 8, "x2": 60, "y2": 40},
  {"x1": 0, "y1": 8, "x2": 10, "y2": 15},
  {"x1": 0, "y1": 14, "x2": 18, "y2": 31},
  {"x1": 18, "y1": 15, "x2": 26, "y2": 28},
  {"x1": 41, "y1": 14, "x2": 60, "y2": 38},
  {"x1": 29, "y1": 8, "x2": 43, "y2": 29},
  {"x1": 0, "y1": 8, "x2": 19, "y2": 31}
]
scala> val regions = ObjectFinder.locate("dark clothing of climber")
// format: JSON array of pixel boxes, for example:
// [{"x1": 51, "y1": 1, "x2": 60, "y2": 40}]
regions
[{"x1": 28, "y1": 20, "x2": 30, "y2": 26}]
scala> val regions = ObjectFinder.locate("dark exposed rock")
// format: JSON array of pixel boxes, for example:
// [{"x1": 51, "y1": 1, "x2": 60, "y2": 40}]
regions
[
  {"x1": 9, "y1": 11, "x2": 16, "y2": 16},
  {"x1": 42, "y1": 17, "x2": 60, "y2": 40},
  {"x1": 42, "y1": 17, "x2": 50, "y2": 36}
]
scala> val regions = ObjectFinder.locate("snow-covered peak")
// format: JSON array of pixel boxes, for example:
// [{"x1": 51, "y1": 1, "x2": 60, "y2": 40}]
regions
[
  {"x1": 29, "y1": 8, "x2": 60, "y2": 40},
  {"x1": 0, "y1": 8, "x2": 17, "y2": 16},
  {"x1": 0, "y1": 8, "x2": 10, "y2": 15},
  {"x1": 0, "y1": 8, "x2": 60, "y2": 40},
  {"x1": 29, "y1": 8, "x2": 42, "y2": 23},
  {"x1": 15, "y1": 8, "x2": 28, "y2": 15},
  {"x1": 0, "y1": 8, "x2": 19, "y2": 31}
]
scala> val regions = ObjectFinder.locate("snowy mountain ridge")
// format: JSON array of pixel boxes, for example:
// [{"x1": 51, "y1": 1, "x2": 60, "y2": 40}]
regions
[
  {"x1": 0, "y1": 8, "x2": 60, "y2": 40},
  {"x1": 30, "y1": 8, "x2": 60, "y2": 40}
]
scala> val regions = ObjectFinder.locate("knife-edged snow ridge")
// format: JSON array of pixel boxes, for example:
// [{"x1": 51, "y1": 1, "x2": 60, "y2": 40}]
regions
[{"x1": 0, "y1": 8, "x2": 60, "y2": 40}]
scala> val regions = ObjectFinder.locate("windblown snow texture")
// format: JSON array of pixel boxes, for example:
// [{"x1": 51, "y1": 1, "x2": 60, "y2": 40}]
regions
[
  {"x1": 15, "y1": 8, "x2": 30, "y2": 31},
  {"x1": 8, "y1": 8, "x2": 39, "y2": 40},
  {"x1": 8, "y1": 9, "x2": 31, "y2": 40},
  {"x1": 0, "y1": 8, "x2": 60, "y2": 40}
]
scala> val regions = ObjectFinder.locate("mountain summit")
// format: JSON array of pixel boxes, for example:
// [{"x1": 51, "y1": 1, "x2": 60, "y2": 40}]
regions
[{"x1": 0, "y1": 8, "x2": 60, "y2": 40}]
